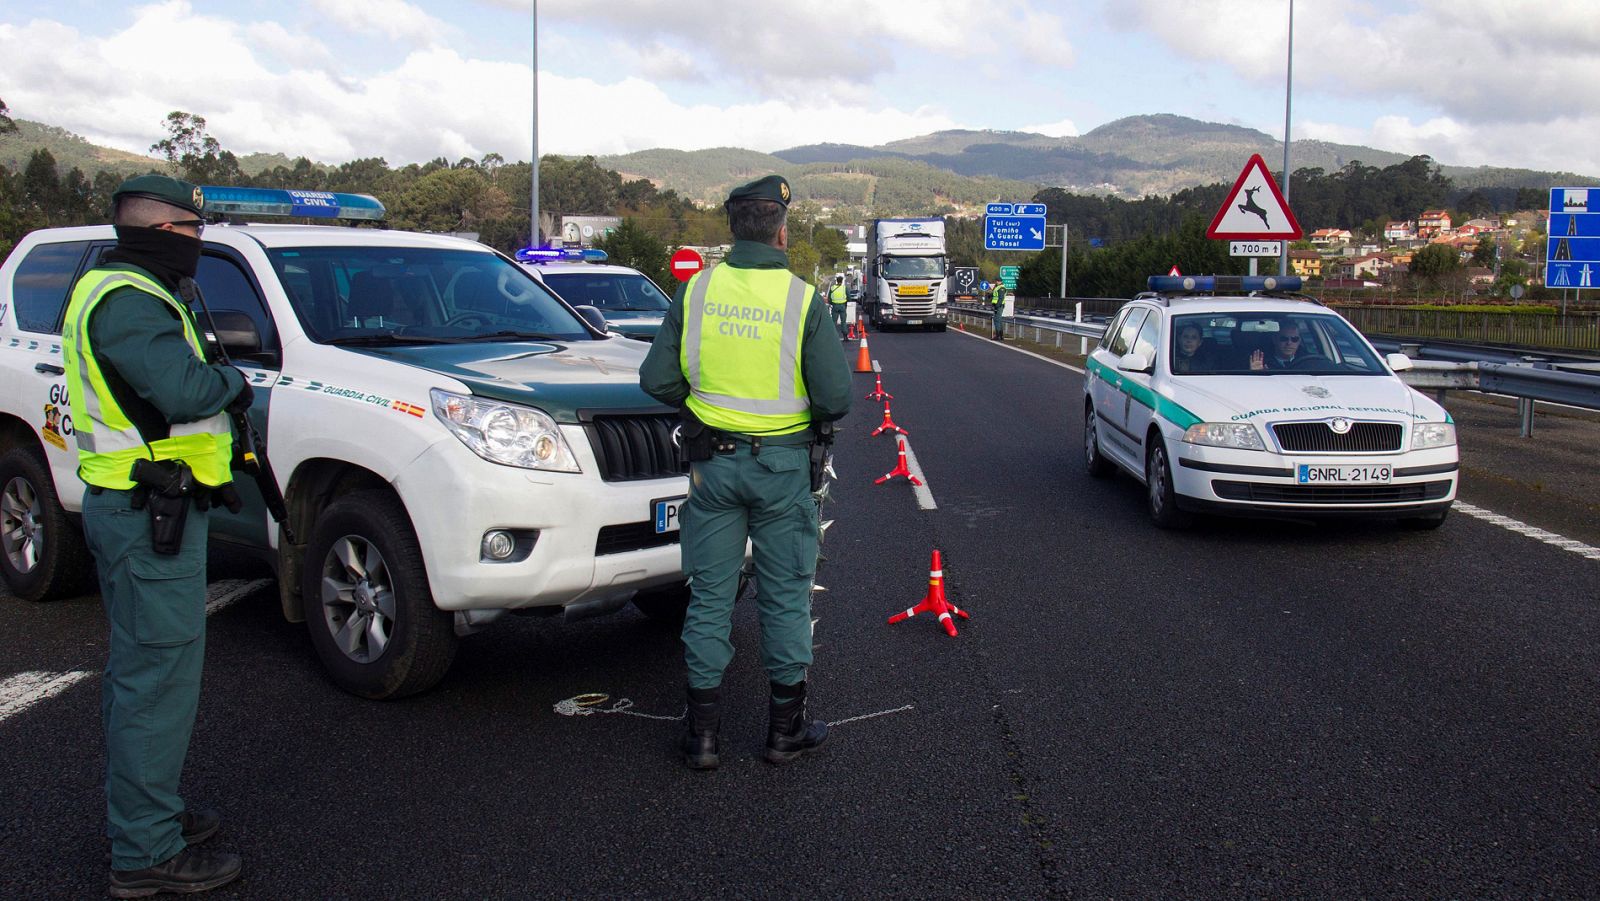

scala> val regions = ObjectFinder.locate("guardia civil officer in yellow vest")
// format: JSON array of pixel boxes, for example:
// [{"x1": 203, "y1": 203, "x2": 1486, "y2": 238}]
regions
[
  {"x1": 828, "y1": 273, "x2": 848, "y2": 335},
  {"x1": 63, "y1": 175, "x2": 249, "y2": 897},
  {"x1": 989, "y1": 279, "x2": 1009, "y2": 340},
  {"x1": 640, "y1": 175, "x2": 852, "y2": 770}
]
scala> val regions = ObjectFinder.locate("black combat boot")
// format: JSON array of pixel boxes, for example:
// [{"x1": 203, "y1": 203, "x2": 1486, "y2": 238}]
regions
[
  {"x1": 109, "y1": 847, "x2": 242, "y2": 898},
  {"x1": 680, "y1": 685, "x2": 721, "y2": 770},
  {"x1": 765, "y1": 680, "x2": 828, "y2": 764}
]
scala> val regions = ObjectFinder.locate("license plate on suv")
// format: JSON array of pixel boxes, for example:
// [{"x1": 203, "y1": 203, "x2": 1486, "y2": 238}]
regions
[
  {"x1": 653, "y1": 496, "x2": 687, "y2": 533},
  {"x1": 1296, "y1": 464, "x2": 1392, "y2": 484}
]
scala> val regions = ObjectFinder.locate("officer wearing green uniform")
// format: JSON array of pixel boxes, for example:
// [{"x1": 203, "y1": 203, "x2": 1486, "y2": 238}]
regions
[
  {"x1": 828, "y1": 274, "x2": 848, "y2": 335},
  {"x1": 990, "y1": 280, "x2": 1009, "y2": 340},
  {"x1": 63, "y1": 175, "x2": 248, "y2": 897},
  {"x1": 640, "y1": 175, "x2": 852, "y2": 770}
]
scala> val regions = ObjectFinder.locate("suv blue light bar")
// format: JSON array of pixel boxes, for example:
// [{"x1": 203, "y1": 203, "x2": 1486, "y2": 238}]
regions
[
  {"x1": 1146, "y1": 275, "x2": 1302, "y2": 293},
  {"x1": 199, "y1": 186, "x2": 386, "y2": 221},
  {"x1": 514, "y1": 246, "x2": 609, "y2": 264}
]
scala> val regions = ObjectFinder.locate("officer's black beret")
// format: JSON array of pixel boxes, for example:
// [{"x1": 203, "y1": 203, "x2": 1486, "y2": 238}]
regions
[
  {"x1": 725, "y1": 174, "x2": 791, "y2": 208},
  {"x1": 113, "y1": 174, "x2": 205, "y2": 216}
]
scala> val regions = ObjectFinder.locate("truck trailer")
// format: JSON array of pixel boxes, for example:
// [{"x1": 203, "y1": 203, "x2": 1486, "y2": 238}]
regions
[{"x1": 864, "y1": 218, "x2": 948, "y2": 331}]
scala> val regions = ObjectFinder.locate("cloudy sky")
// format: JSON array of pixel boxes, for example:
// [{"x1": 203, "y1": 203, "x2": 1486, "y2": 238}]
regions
[{"x1": 2, "y1": 0, "x2": 1597, "y2": 177}]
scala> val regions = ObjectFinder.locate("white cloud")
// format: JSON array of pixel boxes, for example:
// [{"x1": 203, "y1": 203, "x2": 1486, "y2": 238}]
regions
[
  {"x1": 1021, "y1": 117, "x2": 1079, "y2": 138},
  {"x1": 308, "y1": 0, "x2": 450, "y2": 46},
  {"x1": 1301, "y1": 114, "x2": 1600, "y2": 177}
]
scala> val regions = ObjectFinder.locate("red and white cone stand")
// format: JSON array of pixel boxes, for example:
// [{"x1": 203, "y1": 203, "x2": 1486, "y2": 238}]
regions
[
  {"x1": 874, "y1": 437, "x2": 922, "y2": 486},
  {"x1": 870, "y1": 400, "x2": 908, "y2": 437},
  {"x1": 865, "y1": 373, "x2": 892, "y2": 402},
  {"x1": 887, "y1": 549, "x2": 969, "y2": 636}
]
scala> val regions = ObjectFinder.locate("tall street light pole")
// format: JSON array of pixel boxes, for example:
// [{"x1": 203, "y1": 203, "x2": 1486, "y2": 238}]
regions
[
  {"x1": 530, "y1": 0, "x2": 540, "y2": 246},
  {"x1": 1279, "y1": 0, "x2": 1294, "y2": 277}
]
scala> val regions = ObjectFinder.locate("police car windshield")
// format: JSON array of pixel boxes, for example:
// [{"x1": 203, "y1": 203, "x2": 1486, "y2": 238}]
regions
[
  {"x1": 539, "y1": 272, "x2": 671, "y2": 312},
  {"x1": 882, "y1": 256, "x2": 945, "y2": 280},
  {"x1": 1168, "y1": 312, "x2": 1386, "y2": 376},
  {"x1": 266, "y1": 247, "x2": 594, "y2": 344}
]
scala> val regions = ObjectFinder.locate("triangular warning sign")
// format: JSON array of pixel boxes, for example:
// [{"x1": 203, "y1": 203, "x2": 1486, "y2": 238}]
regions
[
  {"x1": 1168, "y1": 265, "x2": 1182, "y2": 277},
  {"x1": 1206, "y1": 153, "x2": 1303, "y2": 240}
]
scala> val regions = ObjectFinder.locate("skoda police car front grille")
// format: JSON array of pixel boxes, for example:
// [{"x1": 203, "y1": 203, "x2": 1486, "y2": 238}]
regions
[
  {"x1": 585, "y1": 413, "x2": 684, "y2": 481},
  {"x1": 1272, "y1": 421, "x2": 1404, "y2": 453},
  {"x1": 1212, "y1": 480, "x2": 1452, "y2": 504}
]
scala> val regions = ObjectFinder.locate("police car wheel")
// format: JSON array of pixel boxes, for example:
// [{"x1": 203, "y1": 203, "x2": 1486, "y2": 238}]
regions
[
  {"x1": 1083, "y1": 405, "x2": 1114, "y2": 478},
  {"x1": 0, "y1": 445, "x2": 91, "y2": 602},
  {"x1": 302, "y1": 489, "x2": 457, "y2": 699},
  {"x1": 1144, "y1": 436, "x2": 1193, "y2": 530}
]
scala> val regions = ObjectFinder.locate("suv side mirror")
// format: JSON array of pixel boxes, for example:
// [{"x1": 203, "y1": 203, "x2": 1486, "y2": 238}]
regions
[
  {"x1": 1118, "y1": 351, "x2": 1153, "y2": 373},
  {"x1": 573, "y1": 304, "x2": 608, "y2": 335},
  {"x1": 1385, "y1": 352, "x2": 1414, "y2": 372},
  {"x1": 205, "y1": 310, "x2": 278, "y2": 366}
]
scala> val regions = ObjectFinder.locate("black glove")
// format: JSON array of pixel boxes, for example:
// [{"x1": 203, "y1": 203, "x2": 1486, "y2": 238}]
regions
[{"x1": 226, "y1": 372, "x2": 255, "y2": 414}]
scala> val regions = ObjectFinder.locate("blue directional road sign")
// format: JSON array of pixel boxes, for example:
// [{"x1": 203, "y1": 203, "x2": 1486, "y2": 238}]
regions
[
  {"x1": 986, "y1": 203, "x2": 1014, "y2": 216},
  {"x1": 1017, "y1": 203, "x2": 1046, "y2": 216},
  {"x1": 985, "y1": 213, "x2": 1047, "y2": 251},
  {"x1": 1546, "y1": 187, "x2": 1600, "y2": 289}
]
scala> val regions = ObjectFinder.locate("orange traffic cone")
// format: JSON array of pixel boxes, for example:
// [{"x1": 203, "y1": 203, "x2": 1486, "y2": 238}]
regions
[
  {"x1": 865, "y1": 373, "x2": 892, "y2": 402},
  {"x1": 875, "y1": 437, "x2": 922, "y2": 486},
  {"x1": 870, "y1": 400, "x2": 908, "y2": 437},
  {"x1": 887, "y1": 549, "x2": 968, "y2": 636},
  {"x1": 854, "y1": 337, "x2": 872, "y2": 373}
]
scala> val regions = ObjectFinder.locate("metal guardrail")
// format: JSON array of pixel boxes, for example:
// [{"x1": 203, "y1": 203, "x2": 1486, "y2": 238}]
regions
[{"x1": 949, "y1": 304, "x2": 1600, "y2": 436}]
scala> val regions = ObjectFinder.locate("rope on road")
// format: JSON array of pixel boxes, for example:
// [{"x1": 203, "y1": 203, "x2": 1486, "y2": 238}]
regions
[
  {"x1": 828, "y1": 704, "x2": 915, "y2": 727},
  {"x1": 552, "y1": 693, "x2": 684, "y2": 720}
]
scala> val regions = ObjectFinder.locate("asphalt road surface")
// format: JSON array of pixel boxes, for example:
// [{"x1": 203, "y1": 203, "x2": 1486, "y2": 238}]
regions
[{"x1": 3, "y1": 327, "x2": 1596, "y2": 899}]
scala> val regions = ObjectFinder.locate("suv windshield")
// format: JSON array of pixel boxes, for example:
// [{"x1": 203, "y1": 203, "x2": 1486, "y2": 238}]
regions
[
  {"x1": 539, "y1": 271, "x2": 671, "y2": 312},
  {"x1": 267, "y1": 246, "x2": 592, "y2": 344},
  {"x1": 1169, "y1": 312, "x2": 1385, "y2": 375},
  {"x1": 882, "y1": 256, "x2": 945, "y2": 280}
]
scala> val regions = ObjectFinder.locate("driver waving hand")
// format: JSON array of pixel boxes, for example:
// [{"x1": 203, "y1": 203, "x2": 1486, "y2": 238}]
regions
[{"x1": 1252, "y1": 323, "x2": 1306, "y2": 370}]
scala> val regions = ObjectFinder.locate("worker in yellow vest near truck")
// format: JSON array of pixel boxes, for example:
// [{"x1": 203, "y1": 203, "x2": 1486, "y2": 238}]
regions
[
  {"x1": 828, "y1": 274, "x2": 848, "y2": 336},
  {"x1": 640, "y1": 175, "x2": 852, "y2": 770},
  {"x1": 62, "y1": 175, "x2": 250, "y2": 897}
]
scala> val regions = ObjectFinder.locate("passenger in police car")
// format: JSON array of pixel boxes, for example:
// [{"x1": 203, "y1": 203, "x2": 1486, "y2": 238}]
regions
[{"x1": 1171, "y1": 323, "x2": 1215, "y2": 373}]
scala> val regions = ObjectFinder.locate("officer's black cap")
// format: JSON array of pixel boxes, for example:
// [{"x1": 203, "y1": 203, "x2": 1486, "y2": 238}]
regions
[
  {"x1": 113, "y1": 174, "x2": 205, "y2": 216},
  {"x1": 724, "y1": 175, "x2": 791, "y2": 209}
]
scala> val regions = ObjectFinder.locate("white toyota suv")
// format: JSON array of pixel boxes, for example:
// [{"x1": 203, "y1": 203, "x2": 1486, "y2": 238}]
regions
[
  {"x1": 0, "y1": 187, "x2": 691, "y2": 698},
  {"x1": 1083, "y1": 275, "x2": 1458, "y2": 529}
]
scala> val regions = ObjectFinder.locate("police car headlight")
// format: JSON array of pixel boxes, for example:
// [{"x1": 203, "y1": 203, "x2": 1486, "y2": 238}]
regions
[
  {"x1": 1411, "y1": 422, "x2": 1456, "y2": 449},
  {"x1": 429, "y1": 389, "x2": 580, "y2": 472},
  {"x1": 1182, "y1": 422, "x2": 1267, "y2": 451}
]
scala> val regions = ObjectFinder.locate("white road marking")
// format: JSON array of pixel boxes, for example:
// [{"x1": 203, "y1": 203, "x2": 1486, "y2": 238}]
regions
[
  {"x1": 899, "y1": 438, "x2": 938, "y2": 510},
  {"x1": 1455, "y1": 502, "x2": 1600, "y2": 561},
  {"x1": 953, "y1": 320, "x2": 1086, "y2": 373},
  {"x1": 1, "y1": 578, "x2": 274, "y2": 725}
]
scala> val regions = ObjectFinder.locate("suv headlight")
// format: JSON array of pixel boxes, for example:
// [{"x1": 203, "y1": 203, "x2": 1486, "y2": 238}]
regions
[
  {"x1": 430, "y1": 388, "x2": 580, "y2": 472},
  {"x1": 1182, "y1": 422, "x2": 1267, "y2": 451},
  {"x1": 1411, "y1": 422, "x2": 1456, "y2": 449}
]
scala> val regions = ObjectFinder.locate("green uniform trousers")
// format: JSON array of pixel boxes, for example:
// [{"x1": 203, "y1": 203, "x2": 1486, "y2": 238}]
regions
[
  {"x1": 830, "y1": 303, "x2": 847, "y2": 334},
  {"x1": 81, "y1": 487, "x2": 211, "y2": 871},
  {"x1": 991, "y1": 302, "x2": 1004, "y2": 335},
  {"x1": 679, "y1": 442, "x2": 819, "y2": 690}
]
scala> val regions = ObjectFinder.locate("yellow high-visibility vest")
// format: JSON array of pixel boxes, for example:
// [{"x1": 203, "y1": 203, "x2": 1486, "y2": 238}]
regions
[
  {"x1": 61, "y1": 269, "x2": 234, "y2": 489},
  {"x1": 679, "y1": 264, "x2": 813, "y2": 436}
]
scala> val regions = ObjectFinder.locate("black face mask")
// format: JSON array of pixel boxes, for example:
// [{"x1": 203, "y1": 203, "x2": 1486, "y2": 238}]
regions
[{"x1": 106, "y1": 225, "x2": 203, "y2": 288}]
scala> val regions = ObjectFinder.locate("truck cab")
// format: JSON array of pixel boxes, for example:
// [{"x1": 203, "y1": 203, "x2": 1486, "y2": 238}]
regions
[{"x1": 865, "y1": 218, "x2": 949, "y2": 332}]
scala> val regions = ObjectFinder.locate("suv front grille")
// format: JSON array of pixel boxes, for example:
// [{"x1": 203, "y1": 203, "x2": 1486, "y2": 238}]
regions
[
  {"x1": 1272, "y1": 421, "x2": 1403, "y2": 453},
  {"x1": 584, "y1": 412, "x2": 684, "y2": 482}
]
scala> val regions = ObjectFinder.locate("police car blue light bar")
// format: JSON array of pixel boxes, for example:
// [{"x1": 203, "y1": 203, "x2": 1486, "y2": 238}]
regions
[
  {"x1": 1146, "y1": 275, "x2": 1302, "y2": 293},
  {"x1": 199, "y1": 186, "x2": 386, "y2": 221},
  {"x1": 514, "y1": 246, "x2": 609, "y2": 264}
]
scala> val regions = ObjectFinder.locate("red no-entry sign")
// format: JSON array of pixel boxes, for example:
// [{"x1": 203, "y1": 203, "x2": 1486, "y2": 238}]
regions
[{"x1": 670, "y1": 247, "x2": 705, "y2": 282}]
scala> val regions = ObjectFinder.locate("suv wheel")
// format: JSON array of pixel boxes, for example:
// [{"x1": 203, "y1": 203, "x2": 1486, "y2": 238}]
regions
[
  {"x1": 1145, "y1": 436, "x2": 1193, "y2": 530},
  {"x1": 302, "y1": 490, "x2": 456, "y2": 699},
  {"x1": 1084, "y1": 406, "x2": 1114, "y2": 478},
  {"x1": 0, "y1": 446, "x2": 91, "y2": 601}
]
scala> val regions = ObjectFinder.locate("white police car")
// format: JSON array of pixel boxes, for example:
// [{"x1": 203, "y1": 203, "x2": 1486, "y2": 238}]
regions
[
  {"x1": 516, "y1": 247, "x2": 672, "y2": 341},
  {"x1": 1083, "y1": 275, "x2": 1457, "y2": 529},
  {"x1": 0, "y1": 187, "x2": 691, "y2": 698}
]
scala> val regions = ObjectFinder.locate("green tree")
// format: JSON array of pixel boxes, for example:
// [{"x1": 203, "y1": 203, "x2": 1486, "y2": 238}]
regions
[
  {"x1": 0, "y1": 96, "x2": 16, "y2": 134},
  {"x1": 149, "y1": 111, "x2": 243, "y2": 184},
  {"x1": 1409, "y1": 243, "x2": 1461, "y2": 285},
  {"x1": 595, "y1": 218, "x2": 671, "y2": 288},
  {"x1": 812, "y1": 225, "x2": 847, "y2": 269},
  {"x1": 787, "y1": 236, "x2": 819, "y2": 284}
]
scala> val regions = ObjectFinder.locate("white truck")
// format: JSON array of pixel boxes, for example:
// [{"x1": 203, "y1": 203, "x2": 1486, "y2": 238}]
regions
[
  {"x1": 0, "y1": 187, "x2": 693, "y2": 699},
  {"x1": 864, "y1": 218, "x2": 948, "y2": 332}
]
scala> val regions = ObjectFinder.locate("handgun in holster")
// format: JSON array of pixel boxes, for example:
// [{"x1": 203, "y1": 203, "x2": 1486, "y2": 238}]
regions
[
  {"x1": 128, "y1": 458, "x2": 199, "y2": 555},
  {"x1": 678, "y1": 406, "x2": 712, "y2": 465},
  {"x1": 809, "y1": 420, "x2": 836, "y2": 492}
]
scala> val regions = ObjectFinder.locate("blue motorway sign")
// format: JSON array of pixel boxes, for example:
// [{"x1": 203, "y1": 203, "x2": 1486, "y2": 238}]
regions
[
  {"x1": 1546, "y1": 187, "x2": 1600, "y2": 289},
  {"x1": 986, "y1": 203, "x2": 1014, "y2": 216},
  {"x1": 1017, "y1": 203, "x2": 1046, "y2": 216},
  {"x1": 985, "y1": 214, "x2": 1046, "y2": 251}
]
